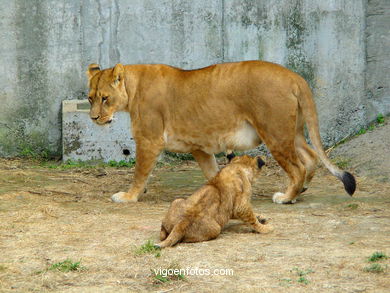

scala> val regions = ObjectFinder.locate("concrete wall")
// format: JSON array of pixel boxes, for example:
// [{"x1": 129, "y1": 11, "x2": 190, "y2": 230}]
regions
[
  {"x1": 0, "y1": 0, "x2": 387, "y2": 157},
  {"x1": 366, "y1": 0, "x2": 390, "y2": 121}
]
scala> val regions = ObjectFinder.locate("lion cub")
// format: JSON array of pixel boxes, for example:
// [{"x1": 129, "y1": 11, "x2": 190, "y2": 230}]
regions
[{"x1": 157, "y1": 155, "x2": 272, "y2": 248}]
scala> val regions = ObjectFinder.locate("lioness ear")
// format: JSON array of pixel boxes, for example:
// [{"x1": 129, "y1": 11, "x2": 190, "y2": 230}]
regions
[
  {"x1": 112, "y1": 63, "x2": 124, "y2": 86},
  {"x1": 86, "y1": 63, "x2": 101, "y2": 84}
]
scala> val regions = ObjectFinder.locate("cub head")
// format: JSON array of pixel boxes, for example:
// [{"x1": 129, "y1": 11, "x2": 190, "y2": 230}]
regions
[
  {"x1": 228, "y1": 154, "x2": 265, "y2": 173},
  {"x1": 86, "y1": 63, "x2": 128, "y2": 125}
]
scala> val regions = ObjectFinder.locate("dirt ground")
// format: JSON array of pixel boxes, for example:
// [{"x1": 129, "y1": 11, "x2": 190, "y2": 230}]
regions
[{"x1": 1, "y1": 125, "x2": 390, "y2": 292}]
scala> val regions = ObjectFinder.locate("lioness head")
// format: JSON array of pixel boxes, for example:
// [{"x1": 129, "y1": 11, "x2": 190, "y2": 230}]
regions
[{"x1": 86, "y1": 63, "x2": 128, "y2": 125}]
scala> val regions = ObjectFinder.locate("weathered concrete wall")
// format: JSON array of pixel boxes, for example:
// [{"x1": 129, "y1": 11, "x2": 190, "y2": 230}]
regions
[
  {"x1": 366, "y1": 0, "x2": 390, "y2": 121},
  {"x1": 0, "y1": 0, "x2": 387, "y2": 157}
]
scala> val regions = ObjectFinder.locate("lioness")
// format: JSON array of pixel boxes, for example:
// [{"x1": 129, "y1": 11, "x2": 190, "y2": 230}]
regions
[
  {"x1": 157, "y1": 155, "x2": 272, "y2": 248},
  {"x1": 86, "y1": 60, "x2": 356, "y2": 204}
]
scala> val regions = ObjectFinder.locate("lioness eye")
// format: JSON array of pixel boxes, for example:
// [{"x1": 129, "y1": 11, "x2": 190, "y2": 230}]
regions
[
  {"x1": 102, "y1": 96, "x2": 108, "y2": 102},
  {"x1": 88, "y1": 96, "x2": 92, "y2": 104}
]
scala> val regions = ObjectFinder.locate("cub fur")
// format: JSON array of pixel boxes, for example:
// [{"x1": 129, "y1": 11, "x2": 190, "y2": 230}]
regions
[{"x1": 157, "y1": 155, "x2": 272, "y2": 248}]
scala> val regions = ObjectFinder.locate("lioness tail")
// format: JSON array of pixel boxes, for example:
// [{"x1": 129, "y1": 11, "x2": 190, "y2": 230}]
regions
[{"x1": 297, "y1": 80, "x2": 356, "y2": 196}]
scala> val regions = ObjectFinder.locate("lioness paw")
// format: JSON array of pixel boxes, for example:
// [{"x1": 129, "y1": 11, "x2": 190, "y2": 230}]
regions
[
  {"x1": 111, "y1": 192, "x2": 138, "y2": 203},
  {"x1": 272, "y1": 192, "x2": 297, "y2": 204}
]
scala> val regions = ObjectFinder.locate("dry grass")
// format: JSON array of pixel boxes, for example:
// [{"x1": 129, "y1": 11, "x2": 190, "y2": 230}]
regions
[{"x1": 0, "y1": 158, "x2": 389, "y2": 292}]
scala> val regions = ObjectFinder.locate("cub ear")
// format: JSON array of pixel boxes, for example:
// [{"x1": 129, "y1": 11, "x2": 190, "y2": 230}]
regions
[
  {"x1": 226, "y1": 151, "x2": 236, "y2": 163},
  {"x1": 112, "y1": 63, "x2": 124, "y2": 86},
  {"x1": 86, "y1": 63, "x2": 101, "y2": 84},
  {"x1": 257, "y1": 156, "x2": 265, "y2": 169}
]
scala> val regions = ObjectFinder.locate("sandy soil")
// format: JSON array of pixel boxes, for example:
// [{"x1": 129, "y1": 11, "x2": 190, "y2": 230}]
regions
[{"x1": 1, "y1": 149, "x2": 389, "y2": 293}]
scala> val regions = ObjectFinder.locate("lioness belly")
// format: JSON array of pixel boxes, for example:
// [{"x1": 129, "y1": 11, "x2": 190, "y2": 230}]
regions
[
  {"x1": 225, "y1": 121, "x2": 261, "y2": 151},
  {"x1": 164, "y1": 121, "x2": 261, "y2": 154}
]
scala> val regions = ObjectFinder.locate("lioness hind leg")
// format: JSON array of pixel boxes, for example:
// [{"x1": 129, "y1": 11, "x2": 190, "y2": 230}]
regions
[
  {"x1": 259, "y1": 128, "x2": 306, "y2": 204},
  {"x1": 296, "y1": 134, "x2": 318, "y2": 191},
  {"x1": 270, "y1": 148, "x2": 306, "y2": 204}
]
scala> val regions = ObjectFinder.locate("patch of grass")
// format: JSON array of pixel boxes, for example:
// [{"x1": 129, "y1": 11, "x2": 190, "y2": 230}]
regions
[
  {"x1": 357, "y1": 128, "x2": 366, "y2": 135},
  {"x1": 368, "y1": 252, "x2": 387, "y2": 262},
  {"x1": 328, "y1": 113, "x2": 388, "y2": 150},
  {"x1": 40, "y1": 159, "x2": 136, "y2": 170},
  {"x1": 364, "y1": 263, "x2": 386, "y2": 273},
  {"x1": 345, "y1": 203, "x2": 359, "y2": 210},
  {"x1": 48, "y1": 259, "x2": 84, "y2": 272},
  {"x1": 291, "y1": 267, "x2": 314, "y2": 284},
  {"x1": 279, "y1": 278, "x2": 293, "y2": 287},
  {"x1": 356, "y1": 114, "x2": 386, "y2": 137},
  {"x1": 297, "y1": 276, "x2": 309, "y2": 284},
  {"x1": 20, "y1": 147, "x2": 52, "y2": 160},
  {"x1": 107, "y1": 159, "x2": 136, "y2": 168},
  {"x1": 154, "y1": 273, "x2": 170, "y2": 283},
  {"x1": 35, "y1": 259, "x2": 85, "y2": 274},
  {"x1": 151, "y1": 263, "x2": 186, "y2": 285},
  {"x1": 376, "y1": 113, "x2": 384, "y2": 124},
  {"x1": 0, "y1": 264, "x2": 7, "y2": 271},
  {"x1": 135, "y1": 240, "x2": 161, "y2": 257},
  {"x1": 332, "y1": 157, "x2": 351, "y2": 169}
]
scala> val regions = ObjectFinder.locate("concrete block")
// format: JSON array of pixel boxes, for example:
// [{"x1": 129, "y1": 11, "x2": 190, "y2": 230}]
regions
[{"x1": 62, "y1": 100, "x2": 135, "y2": 162}]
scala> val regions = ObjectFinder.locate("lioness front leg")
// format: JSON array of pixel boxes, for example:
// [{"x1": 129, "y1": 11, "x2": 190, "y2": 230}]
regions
[
  {"x1": 111, "y1": 141, "x2": 163, "y2": 203},
  {"x1": 191, "y1": 150, "x2": 219, "y2": 180}
]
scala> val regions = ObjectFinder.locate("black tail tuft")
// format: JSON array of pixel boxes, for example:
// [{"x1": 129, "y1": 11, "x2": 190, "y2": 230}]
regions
[{"x1": 342, "y1": 171, "x2": 356, "y2": 196}]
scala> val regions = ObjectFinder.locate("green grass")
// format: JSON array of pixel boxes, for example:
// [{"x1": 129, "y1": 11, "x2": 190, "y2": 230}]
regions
[
  {"x1": 345, "y1": 203, "x2": 359, "y2": 210},
  {"x1": 40, "y1": 159, "x2": 136, "y2": 170},
  {"x1": 48, "y1": 259, "x2": 84, "y2": 272},
  {"x1": 356, "y1": 113, "x2": 386, "y2": 136},
  {"x1": 151, "y1": 263, "x2": 186, "y2": 285},
  {"x1": 297, "y1": 276, "x2": 309, "y2": 284},
  {"x1": 332, "y1": 157, "x2": 351, "y2": 169},
  {"x1": 35, "y1": 259, "x2": 85, "y2": 274},
  {"x1": 368, "y1": 252, "x2": 388, "y2": 262},
  {"x1": 364, "y1": 263, "x2": 386, "y2": 273},
  {"x1": 291, "y1": 267, "x2": 314, "y2": 284},
  {"x1": 377, "y1": 113, "x2": 385, "y2": 124},
  {"x1": 329, "y1": 113, "x2": 387, "y2": 150},
  {"x1": 107, "y1": 159, "x2": 136, "y2": 168},
  {"x1": 153, "y1": 273, "x2": 170, "y2": 283},
  {"x1": 135, "y1": 240, "x2": 161, "y2": 257},
  {"x1": 19, "y1": 147, "x2": 54, "y2": 160},
  {"x1": 279, "y1": 278, "x2": 293, "y2": 287}
]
